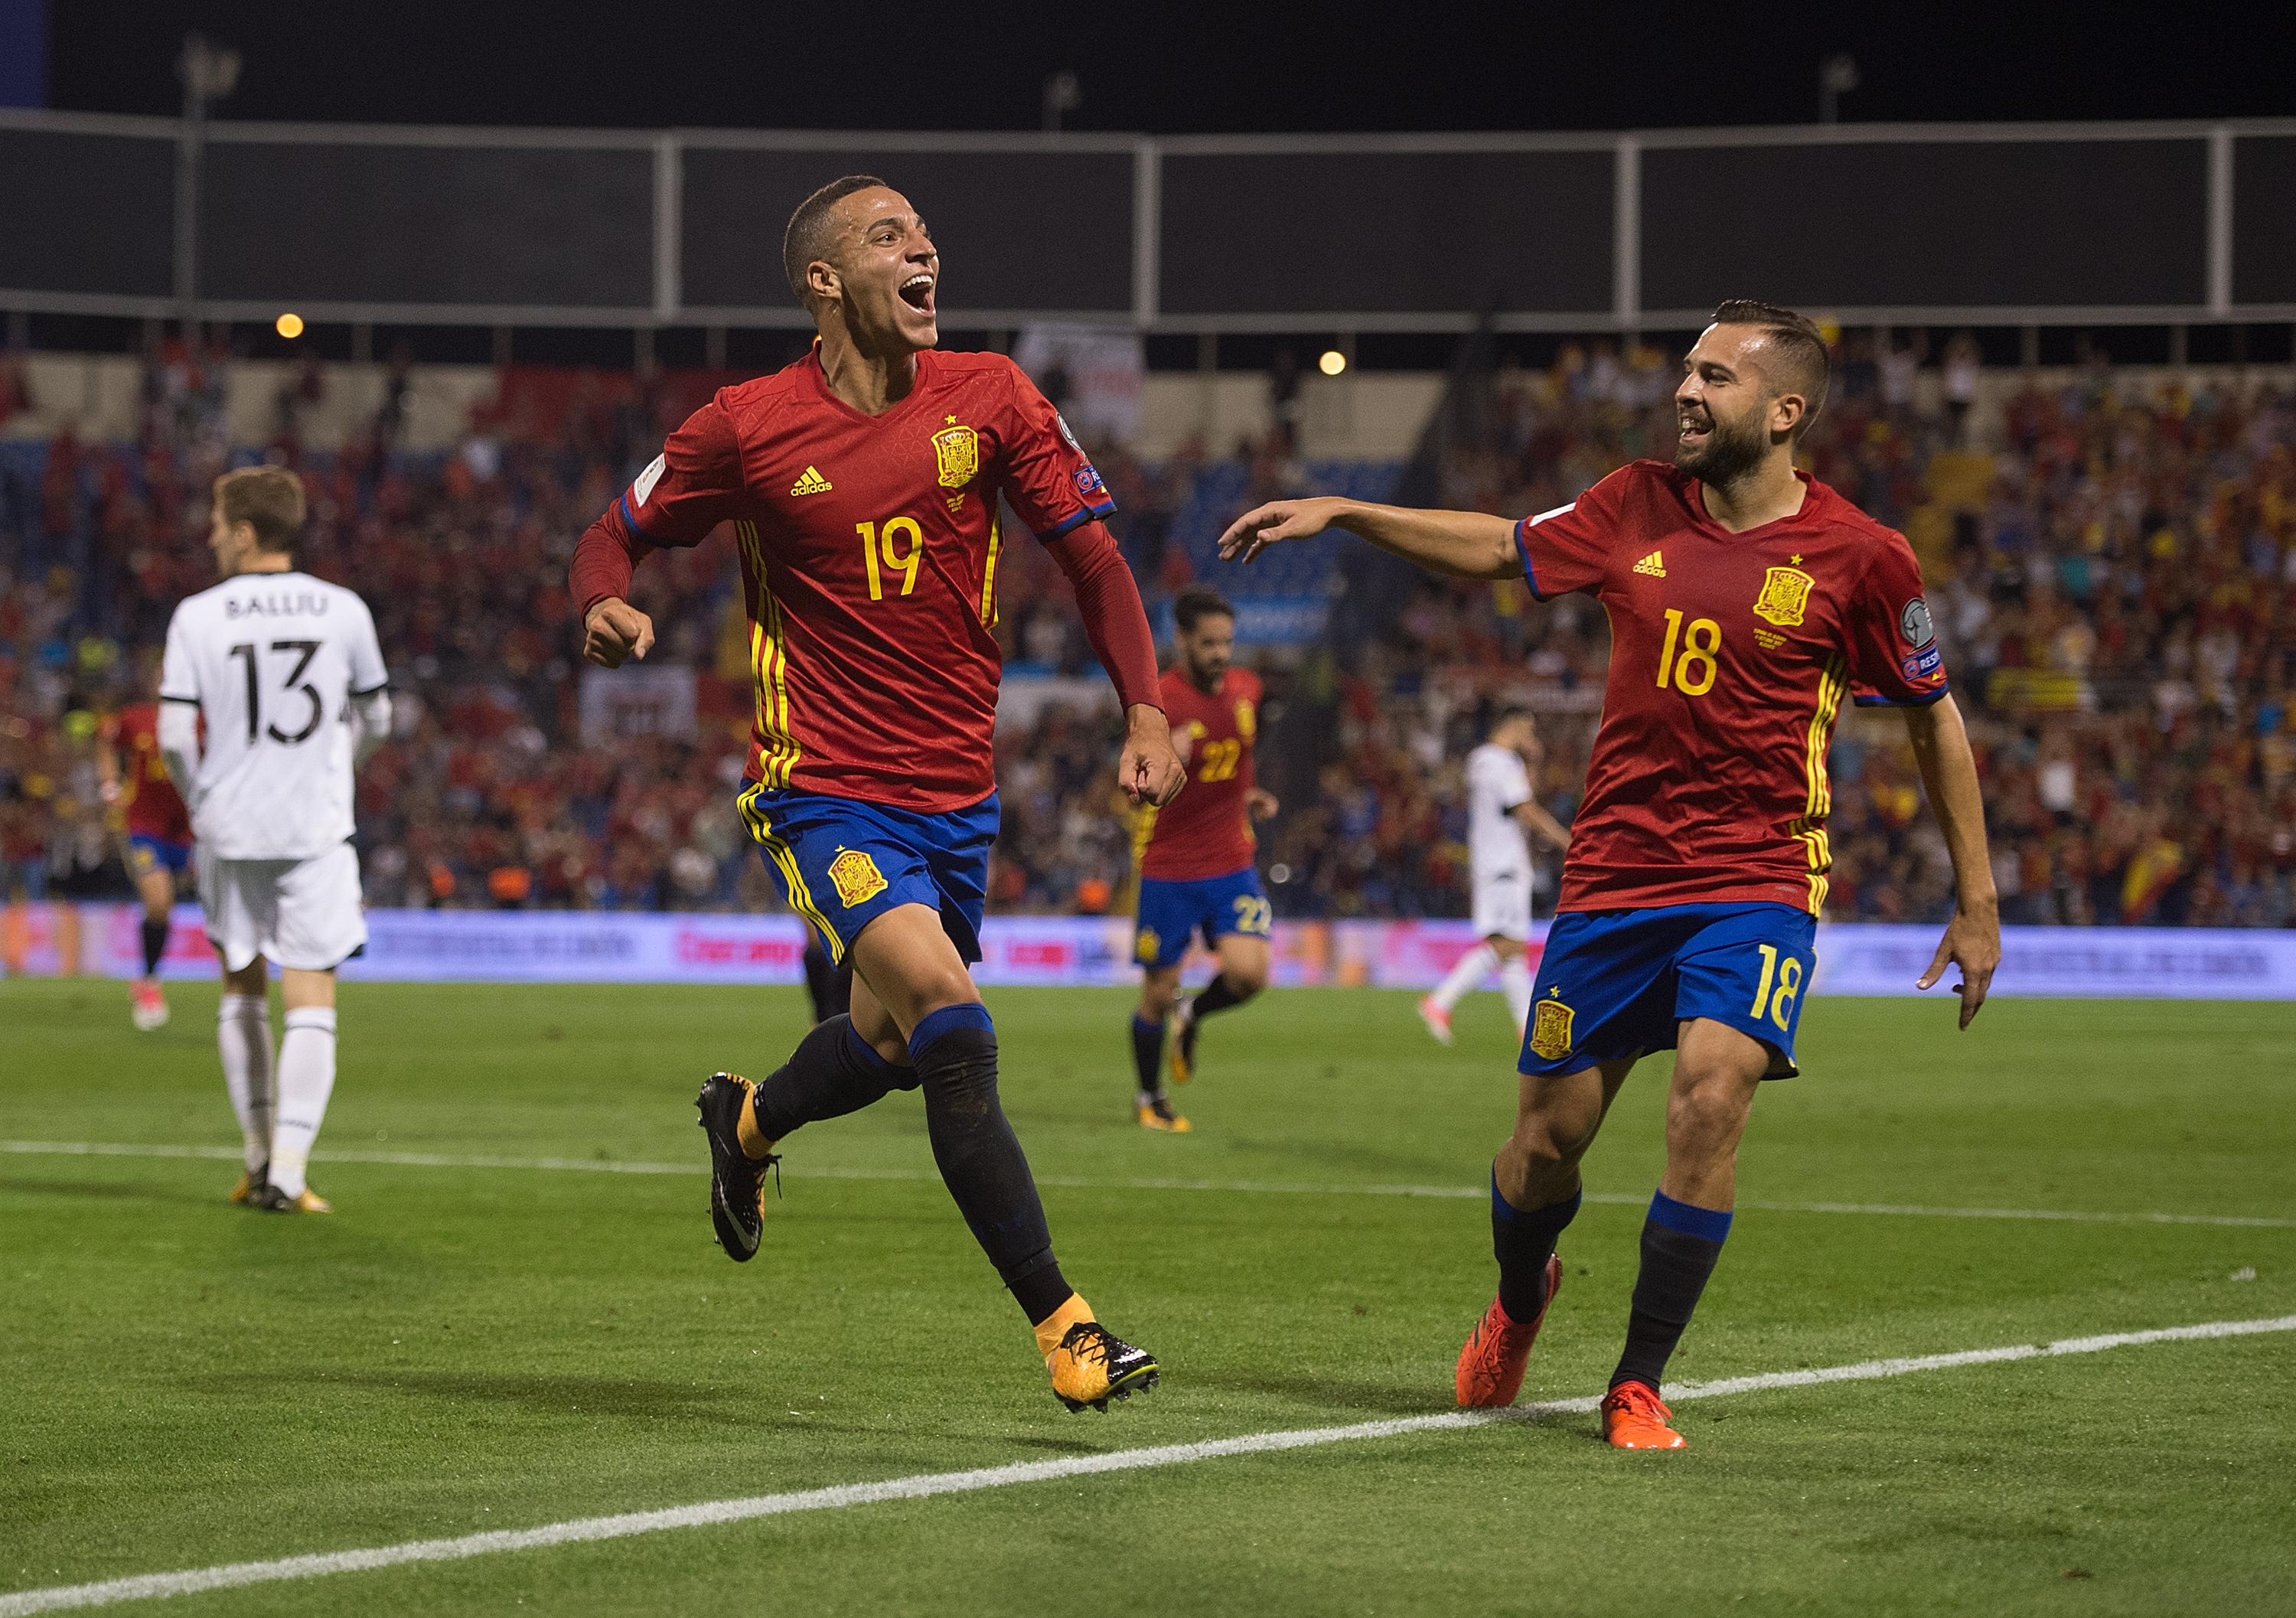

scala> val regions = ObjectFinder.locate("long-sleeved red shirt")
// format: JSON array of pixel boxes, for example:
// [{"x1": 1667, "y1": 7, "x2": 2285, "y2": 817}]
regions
[{"x1": 573, "y1": 347, "x2": 1161, "y2": 814}]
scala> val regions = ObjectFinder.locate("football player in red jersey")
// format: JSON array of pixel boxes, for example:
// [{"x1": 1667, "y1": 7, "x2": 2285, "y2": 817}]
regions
[
  {"x1": 96, "y1": 659, "x2": 194, "y2": 1031},
  {"x1": 1127, "y1": 586, "x2": 1279, "y2": 1131},
  {"x1": 1221, "y1": 301, "x2": 2000, "y2": 1449},
  {"x1": 575, "y1": 176, "x2": 1185, "y2": 1413}
]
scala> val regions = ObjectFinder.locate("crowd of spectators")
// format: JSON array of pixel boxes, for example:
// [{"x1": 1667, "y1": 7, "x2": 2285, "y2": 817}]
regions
[{"x1": 3, "y1": 333, "x2": 2293, "y2": 931}]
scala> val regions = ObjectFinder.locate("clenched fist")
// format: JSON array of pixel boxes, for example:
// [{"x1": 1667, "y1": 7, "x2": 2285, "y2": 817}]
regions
[{"x1": 583, "y1": 598, "x2": 655, "y2": 668}]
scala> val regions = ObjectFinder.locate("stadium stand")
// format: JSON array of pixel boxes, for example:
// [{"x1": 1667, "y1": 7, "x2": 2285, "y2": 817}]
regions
[{"x1": 2, "y1": 337, "x2": 2291, "y2": 928}]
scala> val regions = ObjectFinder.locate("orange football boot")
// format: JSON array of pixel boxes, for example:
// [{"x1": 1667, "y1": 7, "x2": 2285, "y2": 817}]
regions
[
  {"x1": 1454, "y1": 1252, "x2": 1563, "y2": 1407},
  {"x1": 1601, "y1": 1380, "x2": 1686, "y2": 1449}
]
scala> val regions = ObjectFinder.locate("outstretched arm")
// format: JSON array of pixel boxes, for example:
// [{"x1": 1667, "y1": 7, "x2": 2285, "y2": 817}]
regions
[
  {"x1": 1218, "y1": 497, "x2": 1523, "y2": 580},
  {"x1": 1903, "y1": 693, "x2": 2000, "y2": 1028},
  {"x1": 1045, "y1": 522, "x2": 1184, "y2": 807}
]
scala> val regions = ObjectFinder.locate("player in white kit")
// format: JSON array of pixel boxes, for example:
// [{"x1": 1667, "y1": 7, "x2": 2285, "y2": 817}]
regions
[
  {"x1": 158, "y1": 468, "x2": 391, "y2": 1212},
  {"x1": 1420, "y1": 709, "x2": 1570, "y2": 1044}
]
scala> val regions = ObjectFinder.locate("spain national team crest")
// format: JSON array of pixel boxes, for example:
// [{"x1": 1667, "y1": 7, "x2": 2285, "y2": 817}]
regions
[
  {"x1": 1135, "y1": 928, "x2": 1161, "y2": 964},
  {"x1": 1528, "y1": 997, "x2": 1575, "y2": 1062},
  {"x1": 1753, "y1": 565, "x2": 1815, "y2": 628},
  {"x1": 827, "y1": 847, "x2": 889, "y2": 908},
  {"x1": 931, "y1": 420, "x2": 979, "y2": 489}
]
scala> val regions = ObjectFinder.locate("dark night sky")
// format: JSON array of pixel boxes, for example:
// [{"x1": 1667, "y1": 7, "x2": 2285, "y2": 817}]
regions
[{"x1": 49, "y1": 1, "x2": 2296, "y2": 133}]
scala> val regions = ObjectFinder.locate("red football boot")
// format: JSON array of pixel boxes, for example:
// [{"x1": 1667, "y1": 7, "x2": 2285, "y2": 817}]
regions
[
  {"x1": 1454, "y1": 1253, "x2": 1563, "y2": 1408},
  {"x1": 1601, "y1": 1380, "x2": 1687, "y2": 1449}
]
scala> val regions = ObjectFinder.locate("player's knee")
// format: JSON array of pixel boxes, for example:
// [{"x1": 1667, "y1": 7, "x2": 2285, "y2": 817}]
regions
[
  {"x1": 1665, "y1": 1079, "x2": 1753, "y2": 1153},
  {"x1": 1225, "y1": 964, "x2": 1268, "y2": 998},
  {"x1": 1512, "y1": 1107, "x2": 1598, "y2": 1168}
]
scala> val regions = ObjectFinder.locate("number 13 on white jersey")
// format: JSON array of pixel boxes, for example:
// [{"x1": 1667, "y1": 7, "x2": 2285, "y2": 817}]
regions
[{"x1": 159, "y1": 572, "x2": 387, "y2": 861}]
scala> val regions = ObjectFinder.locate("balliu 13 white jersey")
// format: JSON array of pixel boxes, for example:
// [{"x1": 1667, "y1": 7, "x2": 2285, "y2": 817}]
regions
[
  {"x1": 1465, "y1": 742, "x2": 1534, "y2": 881},
  {"x1": 159, "y1": 571, "x2": 387, "y2": 860}
]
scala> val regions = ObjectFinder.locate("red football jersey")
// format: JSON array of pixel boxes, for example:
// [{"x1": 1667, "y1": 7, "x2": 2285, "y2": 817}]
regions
[
  {"x1": 1139, "y1": 666, "x2": 1263, "y2": 881},
  {"x1": 1519, "y1": 462, "x2": 1948, "y2": 915},
  {"x1": 589, "y1": 348, "x2": 1124, "y2": 813},
  {"x1": 101, "y1": 703, "x2": 192, "y2": 844}
]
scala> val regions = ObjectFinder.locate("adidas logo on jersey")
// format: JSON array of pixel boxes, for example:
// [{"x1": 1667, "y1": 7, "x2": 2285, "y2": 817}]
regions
[
  {"x1": 790, "y1": 466, "x2": 833, "y2": 496},
  {"x1": 1633, "y1": 550, "x2": 1666, "y2": 577}
]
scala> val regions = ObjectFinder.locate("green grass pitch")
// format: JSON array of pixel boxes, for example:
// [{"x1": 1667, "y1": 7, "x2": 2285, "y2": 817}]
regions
[{"x1": 4, "y1": 979, "x2": 2293, "y2": 1615}]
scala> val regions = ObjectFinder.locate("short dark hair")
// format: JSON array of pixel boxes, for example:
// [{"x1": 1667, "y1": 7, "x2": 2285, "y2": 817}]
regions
[
  {"x1": 784, "y1": 175, "x2": 889, "y2": 302},
  {"x1": 1492, "y1": 704, "x2": 1534, "y2": 729},
  {"x1": 1710, "y1": 299, "x2": 1831, "y2": 436},
  {"x1": 214, "y1": 466, "x2": 306, "y2": 552},
  {"x1": 1173, "y1": 586, "x2": 1235, "y2": 634}
]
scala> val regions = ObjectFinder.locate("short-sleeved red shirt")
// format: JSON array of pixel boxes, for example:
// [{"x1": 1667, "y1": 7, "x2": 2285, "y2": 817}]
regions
[
  {"x1": 1518, "y1": 462, "x2": 1947, "y2": 916},
  {"x1": 592, "y1": 348, "x2": 1117, "y2": 814},
  {"x1": 1139, "y1": 666, "x2": 1263, "y2": 881},
  {"x1": 101, "y1": 703, "x2": 192, "y2": 844}
]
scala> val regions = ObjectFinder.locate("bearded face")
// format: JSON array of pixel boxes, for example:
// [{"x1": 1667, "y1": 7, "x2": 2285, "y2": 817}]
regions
[{"x1": 1674, "y1": 390, "x2": 1773, "y2": 488}]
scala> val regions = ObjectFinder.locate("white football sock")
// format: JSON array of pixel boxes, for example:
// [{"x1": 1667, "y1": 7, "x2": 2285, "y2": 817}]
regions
[
  {"x1": 1499, "y1": 955, "x2": 1534, "y2": 1037},
  {"x1": 217, "y1": 992, "x2": 274, "y2": 1175},
  {"x1": 269, "y1": 1006, "x2": 338, "y2": 1199},
  {"x1": 1430, "y1": 942, "x2": 1499, "y2": 1012}
]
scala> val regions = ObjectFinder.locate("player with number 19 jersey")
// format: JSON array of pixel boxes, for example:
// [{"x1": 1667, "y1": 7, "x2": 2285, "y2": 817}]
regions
[
  {"x1": 1513, "y1": 460, "x2": 1945, "y2": 1077},
  {"x1": 574, "y1": 344, "x2": 1157, "y2": 963}
]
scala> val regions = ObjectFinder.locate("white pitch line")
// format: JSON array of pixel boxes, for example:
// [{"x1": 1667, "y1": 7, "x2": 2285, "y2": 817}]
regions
[
  {"x1": 4, "y1": 1313, "x2": 2291, "y2": 1617},
  {"x1": 5, "y1": 1140, "x2": 2295, "y2": 1229}
]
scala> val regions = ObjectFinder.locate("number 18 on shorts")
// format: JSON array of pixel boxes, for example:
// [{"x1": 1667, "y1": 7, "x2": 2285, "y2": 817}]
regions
[{"x1": 1518, "y1": 902, "x2": 1818, "y2": 1078}]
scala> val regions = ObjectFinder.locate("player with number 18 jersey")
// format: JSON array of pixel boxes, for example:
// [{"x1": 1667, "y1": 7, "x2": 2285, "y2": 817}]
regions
[{"x1": 1512, "y1": 458, "x2": 1944, "y2": 1078}]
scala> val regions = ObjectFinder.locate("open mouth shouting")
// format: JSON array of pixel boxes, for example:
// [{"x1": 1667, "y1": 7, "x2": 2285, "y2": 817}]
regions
[
  {"x1": 899, "y1": 272, "x2": 937, "y2": 319},
  {"x1": 1677, "y1": 408, "x2": 1713, "y2": 451}
]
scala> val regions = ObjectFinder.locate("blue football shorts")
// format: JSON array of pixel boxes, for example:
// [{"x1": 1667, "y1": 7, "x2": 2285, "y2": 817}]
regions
[
  {"x1": 127, "y1": 834, "x2": 191, "y2": 879},
  {"x1": 736, "y1": 785, "x2": 996, "y2": 966},
  {"x1": 1133, "y1": 865, "x2": 1272, "y2": 970},
  {"x1": 1518, "y1": 902, "x2": 1818, "y2": 1078}
]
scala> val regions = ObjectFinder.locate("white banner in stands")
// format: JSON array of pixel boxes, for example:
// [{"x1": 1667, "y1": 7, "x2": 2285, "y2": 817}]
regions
[{"x1": 11, "y1": 906, "x2": 2296, "y2": 998}]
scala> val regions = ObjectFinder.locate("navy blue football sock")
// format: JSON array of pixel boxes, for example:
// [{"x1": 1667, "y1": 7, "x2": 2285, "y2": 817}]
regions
[
  {"x1": 1130, "y1": 1013, "x2": 1166, "y2": 1094},
  {"x1": 1189, "y1": 972, "x2": 1251, "y2": 1021},
  {"x1": 910, "y1": 1004, "x2": 1071, "y2": 1325},
  {"x1": 1609, "y1": 1190, "x2": 1733, "y2": 1391},
  {"x1": 751, "y1": 1014, "x2": 906, "y2": 1142},
  {"x1": 140, "y1": 915, "x2": 169, "y2": 978},
  {"x1": 1491, "y1": 1170, "x2": 1580, "y2": 1324}
]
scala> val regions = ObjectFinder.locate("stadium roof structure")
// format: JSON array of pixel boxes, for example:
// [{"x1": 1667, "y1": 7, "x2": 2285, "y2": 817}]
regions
[{"x1": 5, "y1": 108, "x2": 2296, "y2": 337}]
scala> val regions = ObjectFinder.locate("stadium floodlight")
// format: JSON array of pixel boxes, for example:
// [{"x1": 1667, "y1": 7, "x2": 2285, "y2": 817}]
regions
[
  {"x1": 178, "y1": 33, "x2": 242, "y2": 102},
  {"x1": 174, "y1": 32, "x2": 241, "y2": 344},
  {"x1": 1818, "y1": 53, "x2": 1858, "y2": 124},
  {"x1": 1319, "y1": 351, "x2": 1347, "y2": 377},
  {"x1": 1042, "y1": 70, "x2": 1081, "y2": 135},
  {"x1": 276, "y1": 313, "x2": 305, "y2": 340}
]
